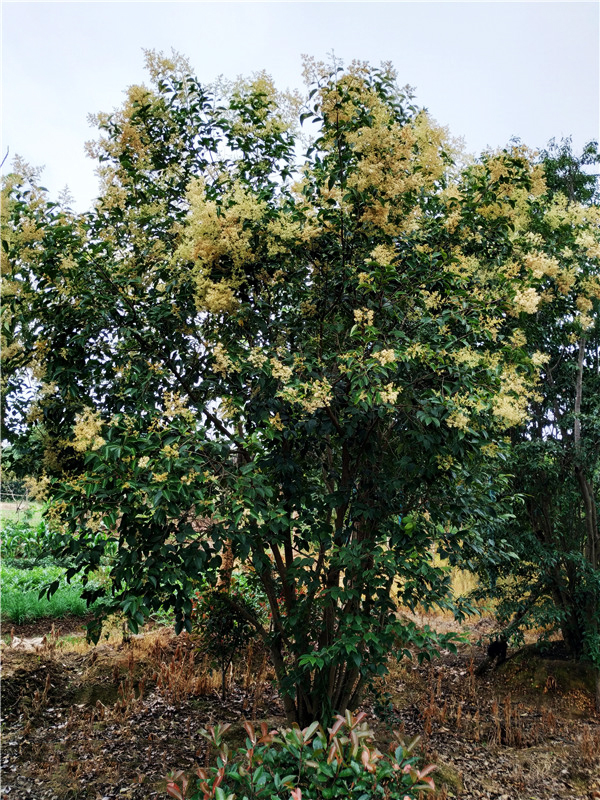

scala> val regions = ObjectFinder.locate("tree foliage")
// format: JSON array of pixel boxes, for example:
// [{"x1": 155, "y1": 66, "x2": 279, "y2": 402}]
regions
[
  {"x1": 3, "y1": 54, "x2": 595, "y2": 723},
  {"x1": 470, "y1": 139, "x2": 600, "y2": 706}
]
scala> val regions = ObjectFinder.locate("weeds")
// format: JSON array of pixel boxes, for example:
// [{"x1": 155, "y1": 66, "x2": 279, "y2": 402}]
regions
[
  {"x1": 153, "y1": 640, "x2": 212, "y2": 703},
  {"x1": 31, "y1": 673, "x2": 52, "y2": 715},
  {"x1": 579, "y1": 725, "x2": 600, "y2": 767},
  {"x1": 411, "y1": 661, "x2": 580, "y2": 752}
]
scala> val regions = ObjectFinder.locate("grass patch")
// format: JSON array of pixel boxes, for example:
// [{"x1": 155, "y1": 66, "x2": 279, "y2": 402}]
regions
[
  {"x1": 1, "y1": 563, "x2": 105, "y2": 625},
  {"x1": 0, "y1": 501, "x2": 43, "y2": 526}
]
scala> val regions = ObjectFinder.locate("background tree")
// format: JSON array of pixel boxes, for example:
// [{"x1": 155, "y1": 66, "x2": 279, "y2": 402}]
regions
[
  {"x1": 2, "y1": 53, "x2": 560, "y2": 724},
  {"x1": 470, "y1": 139, "x2": 600, "y2": 709}
]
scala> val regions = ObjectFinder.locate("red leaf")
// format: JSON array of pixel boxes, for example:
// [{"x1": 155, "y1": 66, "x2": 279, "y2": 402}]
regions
[
  {"x1": 166, "y1": 782, "x2": 184, "y2": 800},
  {"x1": 417, "y1": 764, "x2": 436, "y2": 779},
  {"x1": 353, "y1": 711, "x2": 367, "y2": 726},
  {"x1": 328, "y1": 716, "x2": 345, "y2": 738},
  {"x1": 243, "y1": 720, "x2": 256, "y2": 743}
]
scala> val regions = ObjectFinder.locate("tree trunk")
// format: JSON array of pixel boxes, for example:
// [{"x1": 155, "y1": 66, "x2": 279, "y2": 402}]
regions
[
  {"x1": 269, "y1": 641, "x2": 300, "y2": 724},
  {"x1": 575, "y1": 467, "x2": 599, "y2": 570},
  {"x1": 217, "y1": 540, "x2": 235, "y2": 590},
  {"x1": 573, "y1": 338, "x2": 585, "y2": 445},
  {"x1": 573, "y1": 337, "x2": 600, "y2": 696},
  {"x1": 216, "y1": 423, "x2": 246, "y2": 591},
  {"x1": 559, "y1": 619, "x2": 585, "y2": 657}
]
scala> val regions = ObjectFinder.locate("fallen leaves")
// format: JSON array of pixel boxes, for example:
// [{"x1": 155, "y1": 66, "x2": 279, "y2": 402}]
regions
[{"x1": 1, "y1": 622, "x2": 598, "y2": 800}]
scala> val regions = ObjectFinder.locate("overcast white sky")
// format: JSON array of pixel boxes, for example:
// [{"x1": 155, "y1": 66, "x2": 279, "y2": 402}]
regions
[{"x1": 2, "y1": 1, "x2": 598, "y2": 211}]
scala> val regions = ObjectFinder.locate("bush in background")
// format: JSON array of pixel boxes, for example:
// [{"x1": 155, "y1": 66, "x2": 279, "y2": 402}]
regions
[{"x1": 192, "y1": 572, "x2": 268, "y2": 700}]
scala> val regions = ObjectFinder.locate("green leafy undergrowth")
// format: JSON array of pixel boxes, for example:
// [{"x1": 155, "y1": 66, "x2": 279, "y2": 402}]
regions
[
  {"x1": 166, "y1": 711, "x2": 435, "y2": 800},
  {"x1": 1, "y1": 516, "x2": 60, "y2": 563},
  {"x1": 0, "y1": 563, "x2": 106, "y2": 625}
]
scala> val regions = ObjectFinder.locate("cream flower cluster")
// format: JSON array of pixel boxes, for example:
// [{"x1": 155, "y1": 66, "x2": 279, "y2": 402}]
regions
[
  {"x1": 163, "y1": 391, "x2": 192, "y2": 419},
  {"x1": 277, "y1": 378, "x2": 333, "y2": 414},
  {"x1": 452, "y1": 348, "x2": 482, "y2": 368},
  {"x1": 446, "y1": 410, "x2": 470, "y2": 431},
  {"x1": 509, "y1": 330, "x2": 527, "y2": 348},
  {"x1": 353, "y1": 308, "x2": 375, "y2": 326},
  {"x1": 531, "y1": 352, "x2": 550, "y2": 367},
  {"x1": 491, "y1": 394, "x2": 528, "y2": 428},
  {"x1": 369, "y1": 244, "x2": 395, "y2": 265},
  {"x1": 212, "y1": 343, "x2": 233, "y2": 375},
  {"x1": 248, "y1": 347, "x2": 268, "y2": 369},
  {"x1": 523, "y1": 251, "x2": 559, "y2": 280},
  {"x1": 270, "y1": 358, "x2": 294, "y2": 383},
  {"x1": 379, "y1": 383, "x2": 401, "y2": 404},
  {"x1": 513, "y1": 288, "x2": 541, "y2": 315},
  {"x1": 72, "y1": 409, "x2": 105, "y2": 453},
  {"x1": 195, "y1": 277, "x2": 238, "y2": 314},
  {"x1": 373, "y1": 349, "x2": 396, "y2": 366}
]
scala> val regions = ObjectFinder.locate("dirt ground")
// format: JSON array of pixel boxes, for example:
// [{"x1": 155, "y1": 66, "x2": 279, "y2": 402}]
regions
[{"x1": 1, "y1": 614, "x2": 599, "y2": 800}]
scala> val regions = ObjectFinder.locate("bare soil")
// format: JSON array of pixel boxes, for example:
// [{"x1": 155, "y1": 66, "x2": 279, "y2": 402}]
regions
[{"x1": 1, "y1": 615, "x2": 599, "y2": 800}]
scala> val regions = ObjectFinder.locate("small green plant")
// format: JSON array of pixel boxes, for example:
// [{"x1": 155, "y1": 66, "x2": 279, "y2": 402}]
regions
[
  {"x1": 193, "y1": 584, "x2": 258, "y2": 700},
  {"x1": 166, "y1": 710, "x2": 435, "y2": 800}
]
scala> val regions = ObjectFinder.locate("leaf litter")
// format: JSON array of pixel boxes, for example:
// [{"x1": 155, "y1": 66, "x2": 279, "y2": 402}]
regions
[{"x1": 1, "y1": 616, "x2": 599, "y2": 800}]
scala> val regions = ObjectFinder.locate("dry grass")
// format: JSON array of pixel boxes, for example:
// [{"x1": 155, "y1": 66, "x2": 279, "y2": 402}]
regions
[{"x1": 4, "y1": 608, "x2": 599, "y2": 800}]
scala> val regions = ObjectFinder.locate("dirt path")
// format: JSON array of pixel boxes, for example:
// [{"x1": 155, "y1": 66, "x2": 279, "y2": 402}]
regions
[{"x1": 1, "y1": 619, "x2": 599, "y2": 800}]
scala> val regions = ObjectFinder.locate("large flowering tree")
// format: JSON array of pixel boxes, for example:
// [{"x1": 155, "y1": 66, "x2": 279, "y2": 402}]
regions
[{"x1": 1, "y1": 53, "x2": 580, "y2": 724}]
